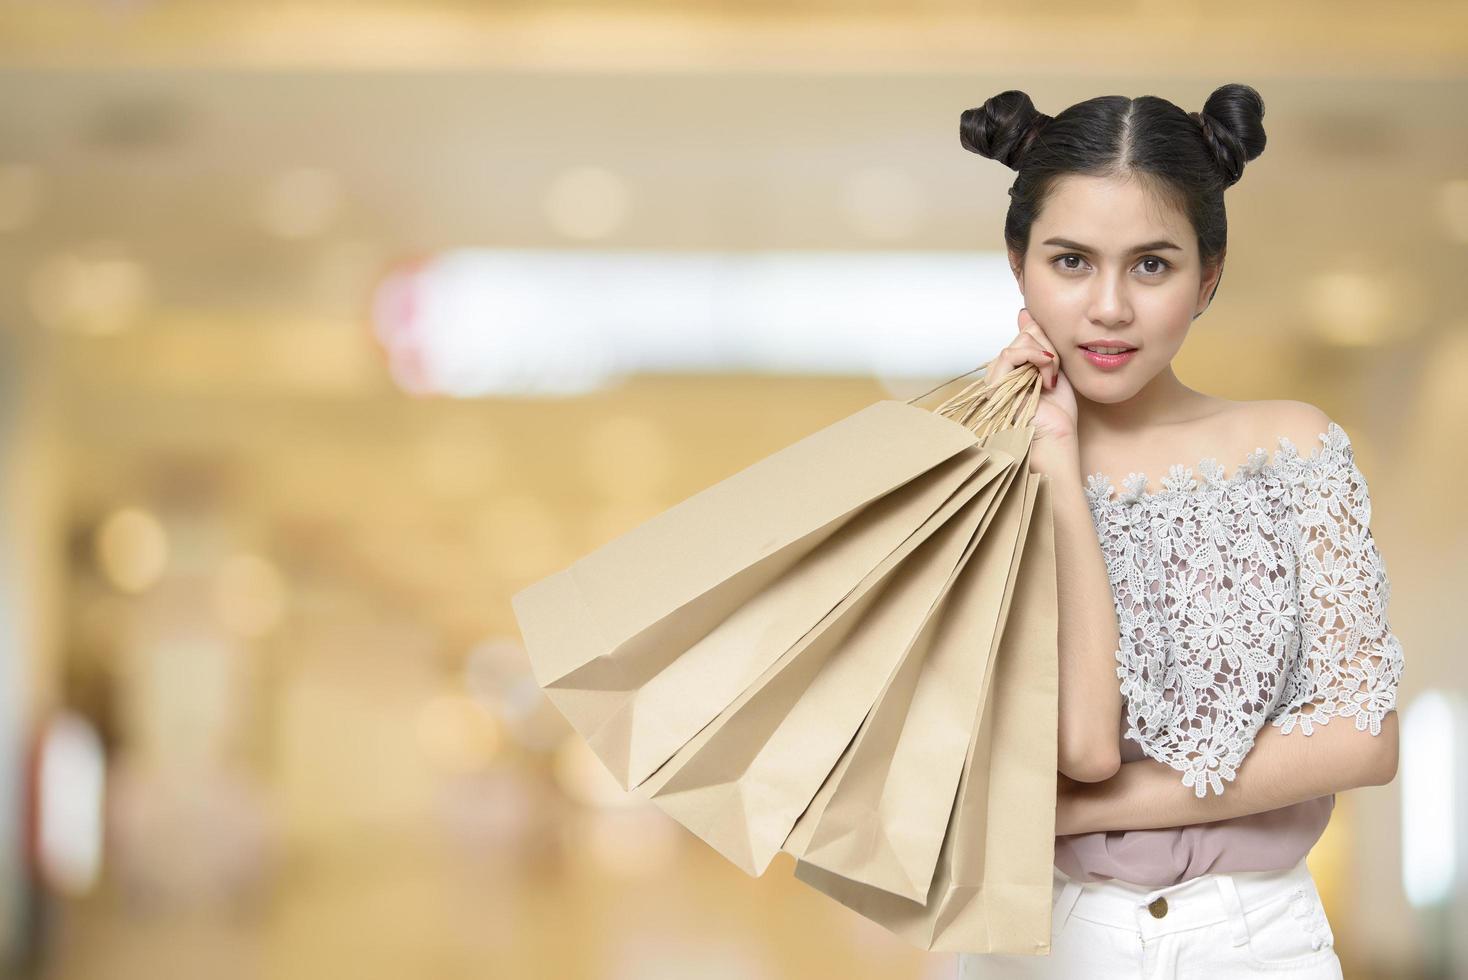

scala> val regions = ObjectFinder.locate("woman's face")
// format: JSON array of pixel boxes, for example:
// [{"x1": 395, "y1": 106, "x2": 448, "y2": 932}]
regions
[{"x1": 1010, "y1": 173, "x2": 1222, "y2": 404}]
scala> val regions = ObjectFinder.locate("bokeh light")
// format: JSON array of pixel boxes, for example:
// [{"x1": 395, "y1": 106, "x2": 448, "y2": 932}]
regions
[{"x1": 93, "y1": 507, "x2": 169, "y2": 594}]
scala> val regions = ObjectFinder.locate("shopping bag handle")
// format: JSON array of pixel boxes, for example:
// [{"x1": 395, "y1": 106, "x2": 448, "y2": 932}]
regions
[
  {"x1": 903, "y1": 364, "x2": 990, "y2": 406},
  {"x1": 904, "y1": 359, "x2": 1044, "y2": 439}
]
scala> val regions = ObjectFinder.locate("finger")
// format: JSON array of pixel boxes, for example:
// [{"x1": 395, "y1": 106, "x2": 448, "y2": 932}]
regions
[
  {"x1": 1000, "y1": 345, "x2": 1055, "y2": 387},
  {"x1": 1016, "y1": 310, "x2": 1060, "y2": 387},
  {"x1": 1009, "y1": 331, "x2": 1042, "y2": 352},
  {"x1": 983, "y1": 346, "x2": 1037, "y2": 387},
  {"x1": 1013, "y1": 330, "x2": 1058, "y2": 387},
  {"x1": 1018, "y1": 317, "x2": 1057, "y2": 357},
  {"x1": 1018, "y1": 307, "x2": 1052, "y2": 348},
  {"x1": 986, "y1": 342, "x2": 1041, "y2": 386}
]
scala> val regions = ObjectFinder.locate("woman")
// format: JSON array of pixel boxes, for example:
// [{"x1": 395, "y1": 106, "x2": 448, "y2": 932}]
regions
[{"x1": 954, "y1": 85, "x2": 1405, "y2": 978}]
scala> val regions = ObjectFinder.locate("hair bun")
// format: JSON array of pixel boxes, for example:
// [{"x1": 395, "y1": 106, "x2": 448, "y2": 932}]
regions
[
  {"x1": 960, "y1": 90, "x2": 1054, "y2": 172},
  {"x1": 1192, "y1": 83, "x2": 1267, "y2": 187}
]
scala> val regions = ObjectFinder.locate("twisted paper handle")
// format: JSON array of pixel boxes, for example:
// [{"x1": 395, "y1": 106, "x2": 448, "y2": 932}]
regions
[{"x1": 903, "y1": 360, "x2": 1044, "y2": 441}]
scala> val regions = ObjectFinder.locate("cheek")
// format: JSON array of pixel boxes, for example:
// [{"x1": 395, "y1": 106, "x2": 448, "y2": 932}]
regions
[
  {"x1": 1134, "y1": 284, "x2": 1200, "y2": 335},
  {"x1": 1019, "y1": 273, "x2": 1088, "y2": 321},
  {"x1": 1133, "y1": 274, "x2": 1197, "y2": 308}
]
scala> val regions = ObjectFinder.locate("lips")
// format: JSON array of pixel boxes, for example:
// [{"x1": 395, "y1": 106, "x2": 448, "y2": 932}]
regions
[{"x1": 1079, "y1": 347, "x2": 1137, "y2": 370}]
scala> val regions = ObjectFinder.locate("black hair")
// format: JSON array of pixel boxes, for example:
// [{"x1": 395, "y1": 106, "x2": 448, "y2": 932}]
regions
[{"x1": 959, "y1": 84, "x2": 1267, "y2": 311}]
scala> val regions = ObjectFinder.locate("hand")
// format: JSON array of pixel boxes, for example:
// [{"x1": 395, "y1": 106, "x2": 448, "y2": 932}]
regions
[{"x1": 982, "y1": 308, "x2": 1078, "y2": 447}]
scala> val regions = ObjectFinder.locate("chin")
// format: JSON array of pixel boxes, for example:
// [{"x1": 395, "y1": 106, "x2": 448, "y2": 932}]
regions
[{"x1": 1072, "y1": 377, "x2": 1145, "y2": 405}]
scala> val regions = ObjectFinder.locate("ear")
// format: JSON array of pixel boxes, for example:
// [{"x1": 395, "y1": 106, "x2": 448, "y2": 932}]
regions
[
  {"x1": 1008, "y1": 248, "x2": 1026, "y2": 291},
  {"x1": 1196, "y1": 254, "x2": 1225, "y2": 315}
]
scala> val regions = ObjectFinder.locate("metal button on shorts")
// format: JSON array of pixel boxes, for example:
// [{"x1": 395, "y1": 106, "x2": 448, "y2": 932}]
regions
[{"x1": 1148, "y1": 897, "x2": 1169, "y2": 918}]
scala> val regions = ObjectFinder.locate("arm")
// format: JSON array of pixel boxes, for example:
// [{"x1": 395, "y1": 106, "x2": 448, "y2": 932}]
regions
[
  {"x1": 1032, "y1": 435, "x2": 1124, "y2": 783},
  {"x1": 1057, "y1": 708, "x2": 1399, "y2": 835}
]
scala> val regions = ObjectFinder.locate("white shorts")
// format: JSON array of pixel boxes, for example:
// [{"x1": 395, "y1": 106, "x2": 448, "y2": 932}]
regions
[{"x1": 955, "y1": 857, "x2": 1343, "y2": 979}]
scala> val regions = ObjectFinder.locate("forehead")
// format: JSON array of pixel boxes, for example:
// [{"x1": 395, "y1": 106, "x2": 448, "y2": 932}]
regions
[{"x1": 1032, "y1": 173, "x2": 1192, "y2": 249}]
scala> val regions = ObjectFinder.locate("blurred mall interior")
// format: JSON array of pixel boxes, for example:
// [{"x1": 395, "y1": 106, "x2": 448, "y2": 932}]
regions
[{"x1": 0, "y1": 1, "x2": 1466, "y2": 978}]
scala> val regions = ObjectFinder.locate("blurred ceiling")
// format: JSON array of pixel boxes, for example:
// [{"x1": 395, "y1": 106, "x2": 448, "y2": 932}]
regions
[
  {"x1": 0, "y1": 69, "x2": 1462, "y2": 343},
  {"x1": 0, "y1": 0, "x2": 1465, "y2": 74},
  {"x1": 1, "y1": 3, "x2": 1464, "y2": 345}
]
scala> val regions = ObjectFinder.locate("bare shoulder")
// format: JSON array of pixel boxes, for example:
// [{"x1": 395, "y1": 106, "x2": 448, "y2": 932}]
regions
[
  {"x1": 1079, "y1": 397, "x2": 1339, "y2": 487},
  {"x1": 1238, "y1": 399, "x2": 1336, "y2": 459}
]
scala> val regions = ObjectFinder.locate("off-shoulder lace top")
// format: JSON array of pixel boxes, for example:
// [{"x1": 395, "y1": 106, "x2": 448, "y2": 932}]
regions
[{"x1": 1080, "y1": 421, "x2": 1405, "y2": 799}]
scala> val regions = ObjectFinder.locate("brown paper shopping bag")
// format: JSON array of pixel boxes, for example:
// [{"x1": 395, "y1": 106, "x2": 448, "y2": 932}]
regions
[
  {"x1": 789, "y1": 423, "x2": 1037, "y2": 904},
  {"x1": 512, "y1": 397, "x2": 1000, "y2": 792},
  {"x1": 791, "y1": 466, "x2": 1059, "y2": 955},
  {"x1": 512, "y1": 358, "x2": 1061, "y2": 956},
  {"x1": 630, "y1": 445, "x2": 1015, "y2": 876}
]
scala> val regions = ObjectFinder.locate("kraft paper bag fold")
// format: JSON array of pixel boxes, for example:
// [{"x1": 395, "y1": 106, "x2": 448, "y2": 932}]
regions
[
  {"x1": 511, "y1": 400, "x2": 984, "y2": 790},
  {"x1": 782, "y1": 425, "x2": 1028, "y2": 871},
  {"x1": 931, "y1": 470, "x2": 1058, "y2": 954},
  {"x1": 632, "y1": 446, "x2": 1017, "y2": 876},
  {"x1": 779, "y1": 428, "x2": 1035, "y2": 866},
  {"x1": 791, "y1": 467, "x2": 1059, "y2": 955},
  {"x1": 792, "y1": 424, "x2": 1035, "y2": 903}
]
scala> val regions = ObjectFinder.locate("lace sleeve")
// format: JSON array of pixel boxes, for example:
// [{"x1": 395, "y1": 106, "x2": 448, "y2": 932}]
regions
[{"x1": 1269, "y1": 432, "x2": 1405, "y2": 737}]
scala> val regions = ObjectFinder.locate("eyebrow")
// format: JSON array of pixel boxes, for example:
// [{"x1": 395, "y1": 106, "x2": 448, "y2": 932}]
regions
[{"x1": 1041, "y1": 237, "x2": 1183, "y2": 254}]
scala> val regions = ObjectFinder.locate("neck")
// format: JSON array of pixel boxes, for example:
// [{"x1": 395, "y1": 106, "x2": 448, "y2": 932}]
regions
[{"x1": 1074, "y1": 365, "x2": 1218, "y2": 443}]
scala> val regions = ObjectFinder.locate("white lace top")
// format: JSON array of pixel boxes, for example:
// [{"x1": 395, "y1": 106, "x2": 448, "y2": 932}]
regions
[{"x1": 1081, "y1": 421, "x2": 1405, "y2": 799}]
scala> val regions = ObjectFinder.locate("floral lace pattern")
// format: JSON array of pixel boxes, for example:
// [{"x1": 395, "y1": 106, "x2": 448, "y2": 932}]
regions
[{"x1": 1082, "y1": 422, "x2": 1405, "y2": 798}]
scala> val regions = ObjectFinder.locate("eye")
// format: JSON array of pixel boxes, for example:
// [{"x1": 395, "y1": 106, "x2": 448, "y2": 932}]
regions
[{"x1": 1050, "y1": 254, "x2": 1173, "y2": 276}]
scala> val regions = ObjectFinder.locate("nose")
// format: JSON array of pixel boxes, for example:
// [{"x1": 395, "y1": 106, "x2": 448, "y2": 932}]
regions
[{"x1": 1086, "y1": 271, "x2": 1134, "y2": 325}]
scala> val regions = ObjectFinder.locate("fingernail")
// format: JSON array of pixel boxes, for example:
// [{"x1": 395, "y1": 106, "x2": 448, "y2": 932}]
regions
[{"x1": 1042, "y1": 351, "x2": 1054, "y2": 358}]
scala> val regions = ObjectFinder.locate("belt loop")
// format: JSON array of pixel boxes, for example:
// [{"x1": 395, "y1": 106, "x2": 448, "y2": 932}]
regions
[
  {"x1": 1214, "y1": 875, "x2": 1251, "y2": 947},
  {"x1": 1052, "y1": 879, "x2": 1084, "y2": 935}
]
